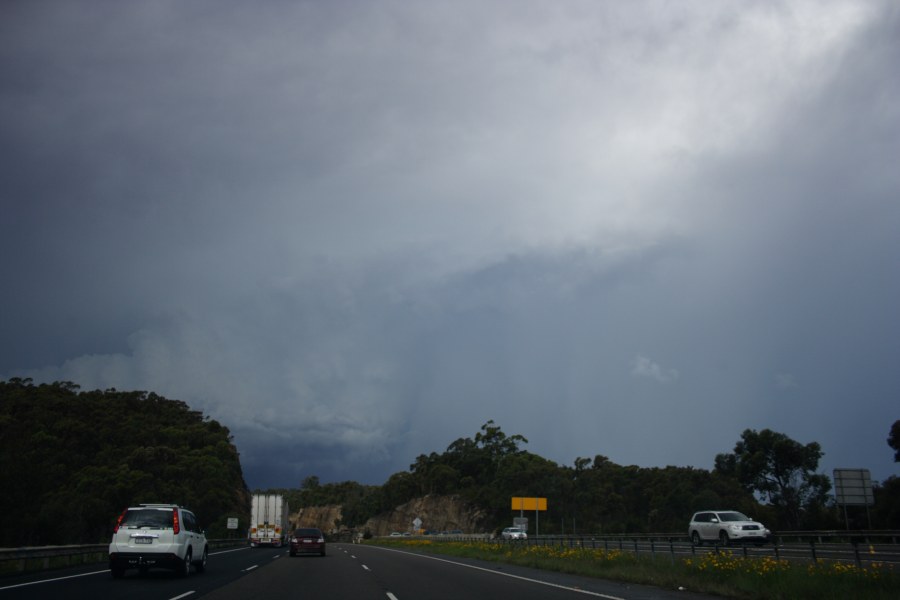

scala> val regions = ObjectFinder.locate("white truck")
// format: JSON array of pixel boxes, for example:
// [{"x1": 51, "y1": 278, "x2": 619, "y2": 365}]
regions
[{"x1": 249, "y1": 494, "x2": 290, "y2": 547}]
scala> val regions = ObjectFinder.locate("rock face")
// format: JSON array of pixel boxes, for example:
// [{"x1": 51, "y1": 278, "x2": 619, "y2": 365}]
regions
[
  {"x1": 363, "y1": 494, "x2": 488, "y2": 536},
  {"x1": 292, "y1": 505, "x2": 343, "y2": 533},
  {"x1": 289, "y1": 495, "x2": 488, "y2": 536}
]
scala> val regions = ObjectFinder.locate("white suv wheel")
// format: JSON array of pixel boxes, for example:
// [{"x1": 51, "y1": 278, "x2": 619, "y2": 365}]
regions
[
  {"x1": 180, "y1": 548, "x2": 192, "y2": 576},
  {"x1": 196, "y1": 547, "x2": 208, "y2": 573}
]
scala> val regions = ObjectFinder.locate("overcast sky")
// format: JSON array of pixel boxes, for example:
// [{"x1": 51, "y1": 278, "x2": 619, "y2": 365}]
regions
[{"x1": 2, "y1": 0, "x2": 898, "y2": 491}]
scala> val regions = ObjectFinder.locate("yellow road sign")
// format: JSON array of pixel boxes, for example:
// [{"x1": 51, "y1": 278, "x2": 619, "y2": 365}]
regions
[{"x1": 511, "y1": 497, "x2": 547, "y2": 511}]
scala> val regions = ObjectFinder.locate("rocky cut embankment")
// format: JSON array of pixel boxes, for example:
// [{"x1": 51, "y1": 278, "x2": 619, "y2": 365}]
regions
[{"x1": 291, "y1": 494, "x2": 488, "y2": 535}]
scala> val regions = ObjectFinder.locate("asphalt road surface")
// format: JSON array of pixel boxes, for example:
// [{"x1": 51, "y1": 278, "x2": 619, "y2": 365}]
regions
[{"x1": 0, "y1": 544, "x2": 719, "y2": 600}]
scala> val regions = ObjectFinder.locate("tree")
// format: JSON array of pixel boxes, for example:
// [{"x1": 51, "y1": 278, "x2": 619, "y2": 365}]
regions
[
  {"x1": 715, "y1": 429, "x2": 830, "y2": 530},
  {"x1": 474, "y1": 420, "x2": 528, "y2": 462},
  {"x1": 889, "y1": 420, "x2": 900, "y2": 462},
  {"x1": 0, "y1": 379, "x2": 250, "y2": 545}
]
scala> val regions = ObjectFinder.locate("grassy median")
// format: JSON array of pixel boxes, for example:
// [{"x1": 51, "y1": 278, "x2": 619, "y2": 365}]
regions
[{"x1": 367, "y1": 538, "x2": 899, "y2": 599}]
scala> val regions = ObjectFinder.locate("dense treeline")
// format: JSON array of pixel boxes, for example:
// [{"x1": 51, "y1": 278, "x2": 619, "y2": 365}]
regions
[
  {"x1": 357, "y1": 420, "x2": 771, "y2": 533},
  {"x1": 283, "y1": 420, "x2": 900, "y2": 534},
  {"x1": 5, "y1": 375, "x2": 896, "y2": 547},
  {"x1": 264, "y1": 476, "x2": 378, "y2": 524},
  {"x1": 0, "y1": 378, "x2": 250, "y2": 546}
]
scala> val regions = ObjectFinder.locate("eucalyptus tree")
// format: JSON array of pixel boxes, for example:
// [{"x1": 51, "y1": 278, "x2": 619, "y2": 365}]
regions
[{"x1": 715, "y1": 428, "x2": 830, "y2": 529}]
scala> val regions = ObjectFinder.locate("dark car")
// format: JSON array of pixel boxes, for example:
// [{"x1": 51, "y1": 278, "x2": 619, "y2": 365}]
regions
[{"x1": 289, "y1": 528, "x2": 326, "y2": 556}]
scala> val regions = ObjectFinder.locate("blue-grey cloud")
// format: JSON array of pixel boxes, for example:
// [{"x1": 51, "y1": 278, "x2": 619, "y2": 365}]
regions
[{"x1": 2, "y1": 0, "x2": 898, "y2": 489}]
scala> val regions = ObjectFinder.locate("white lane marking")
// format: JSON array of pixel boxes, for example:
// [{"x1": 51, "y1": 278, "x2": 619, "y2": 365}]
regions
[
  {"x1": 244, "y1": 564, "x2": 259, "y2": 572},
  {"x1": 0, "y1": 546, "x2": 253, "y2": 591},
  {"x1": 362, "y1": 564, "x2": 371, "y2": 571},
  {"x1": 364, "y1": 546, "x2": 625, "y2": 600},
  {"x1": 0, "y1": 569, "x2": 108, "y2": 591},
  {"x1": 169, "y1": 592, "x2": 195, "y2": 600},
  {"x1": 386, "y1": 593, "x2": 399, "y2": 600},
  {"x1": 211, "y1": 546, "x2": 252, "y2": 556}
]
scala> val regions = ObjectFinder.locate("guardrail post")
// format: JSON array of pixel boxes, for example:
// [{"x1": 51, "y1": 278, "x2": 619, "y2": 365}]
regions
[{"x1": 809, "y1": 540, "x2": 818, "y2": 564}]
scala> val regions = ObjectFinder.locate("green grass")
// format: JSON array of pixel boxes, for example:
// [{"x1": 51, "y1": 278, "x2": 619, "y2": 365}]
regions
[
  {"x1": 0, "y1": 551, "x2": 107, "y2": 577},
  {"x1": 367, "y1": 539, "x2": 900, "y2": 599}
]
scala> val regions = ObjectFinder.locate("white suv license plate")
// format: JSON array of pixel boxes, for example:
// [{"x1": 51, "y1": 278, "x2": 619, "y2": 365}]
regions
[{"x1": 134, "y1": 538, "x2": 153, "y2": 544}]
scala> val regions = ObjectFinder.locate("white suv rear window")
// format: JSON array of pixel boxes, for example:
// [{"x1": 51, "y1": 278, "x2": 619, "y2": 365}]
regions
[{"x1": 121, "y1": 508, "x2": 173, "y2": 529}]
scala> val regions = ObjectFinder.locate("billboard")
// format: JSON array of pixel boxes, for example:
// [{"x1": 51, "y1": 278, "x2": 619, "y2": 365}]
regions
[{"x1": 833, "y1": 468, "x2": 874, "y2": 506}]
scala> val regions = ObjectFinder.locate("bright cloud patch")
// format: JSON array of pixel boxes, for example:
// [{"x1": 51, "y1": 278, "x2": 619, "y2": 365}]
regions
[{"x1": 631, "y1": 356, "x2": 680, "y2": 384}]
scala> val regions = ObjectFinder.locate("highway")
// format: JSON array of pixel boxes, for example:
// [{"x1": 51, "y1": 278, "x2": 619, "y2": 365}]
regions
[
  {"x1": 0, "y1": 545, "x2": 256, "y2": 600},
  {"x1": 0, "y1": 543, "x2": 718, "y2": 600}
]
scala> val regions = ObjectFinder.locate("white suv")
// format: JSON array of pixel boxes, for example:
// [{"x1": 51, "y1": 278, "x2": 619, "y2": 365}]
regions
[
  {"x1": 501, "y1": 526, "x2": 527, "y2": 540},
  {"x1": 688, "y1": 510, "x2": 770, "y2": 546},
  {"x1": 109, "y1": 504, "x2": 209, "y2": 577}
]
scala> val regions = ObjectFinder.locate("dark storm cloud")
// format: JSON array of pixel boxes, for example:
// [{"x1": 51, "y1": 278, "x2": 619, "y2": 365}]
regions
[{"x1": 2, "y1": 1, "x2": 898, "y2": 489}]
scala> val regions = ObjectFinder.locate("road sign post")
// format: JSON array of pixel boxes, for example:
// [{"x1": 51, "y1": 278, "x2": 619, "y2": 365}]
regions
[
  {"x1": 511, "y1": 497, "x2": 547, "y2": 536},
  {"x1": 833, "y1": 469, "x2": 874, "y2": 529}
]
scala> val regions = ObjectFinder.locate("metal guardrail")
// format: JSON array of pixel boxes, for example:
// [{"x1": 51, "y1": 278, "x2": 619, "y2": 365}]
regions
[
  {"x1": 372, "y1": 530, "x2": 900, "y2": 568},
  {"x1": 512, "y1": 530, "x2": 900, "y2": 544},
  {"x1": 0, "y1": 538, "x2": 246, "y2": 576},
  {"x1": 768, "y1": 530, "x2": 900, "y2": 544},
  {"x1": 380, "y1": 530, "x2": 900, "y2": 544},
  {"x1": 476, "y1": 531, "x2": 900, "y2": 567},
  {"x1": 5, "y1": 531, "x2": 899, "y2": 576}
]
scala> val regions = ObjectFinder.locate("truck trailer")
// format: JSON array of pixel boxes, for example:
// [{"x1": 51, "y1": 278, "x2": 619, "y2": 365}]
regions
[{"x1": 249, "y1": 494, "x2": 290, "y2": 547}]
